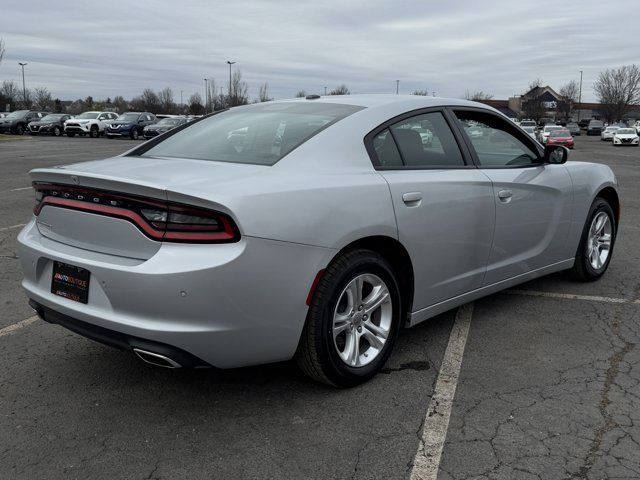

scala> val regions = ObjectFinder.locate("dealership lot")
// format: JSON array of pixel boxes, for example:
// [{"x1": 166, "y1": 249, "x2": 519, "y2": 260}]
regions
[{"x1": 1, "y1": 135, "x2": 639, "y2": 479}]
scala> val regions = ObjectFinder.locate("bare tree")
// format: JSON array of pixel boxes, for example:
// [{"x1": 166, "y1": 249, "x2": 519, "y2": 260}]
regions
[
  {"x1": 112, "y1": 95, "x2": 127, "y2": 113},
  {"x1": 521, "y1": 78, "x2": 546, "y2": 121},
  {"x1": 188, "y1": 93, "x2": 204, "y2": 115},
  {"x1": 1, "y1": 80, "x2": 20, "y2": 103},
  {"x1": 33, "y1": 86, "x2": 53, "y2": 110},
  {"x1": 412, "y1": 90, "x2": 429, "y2": 96},
  {"x1": 465, "y1": 90, "x2": 493, "y2": 101},
  {"x1": 557, "y1": 80, "x2": 579, "y2": 120},
  {"x1": 229, "y1": 70, "x2": 249, "y2": 107},
  {"x1": 140, "y1": 88, "x2": 160, "y2": 112},
  {"x1": 158, "y1": 87, "x2": 174, "y2": 113},
  {"x1": 329, "y1": 84, "x2": 350, "y2": 95},
  {"x1": 295, "y1": 90, "x2": 306, "y2": 98},
  {"x1": 258, "y1": 82, "x2": 272, "y2": 102},
  {"x1": 594, "y1": 64, "x2": 640, "y2": 122}
]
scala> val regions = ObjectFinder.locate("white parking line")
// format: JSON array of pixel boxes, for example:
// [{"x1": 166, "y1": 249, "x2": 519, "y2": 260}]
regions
[
  {"x1": 506, "y1": 289, "x2": 640, "y2": 304},
  {"x1": 10, "y1": 186, "x2": 32, "y2": 192},
  {"x1": 0, "y1": 316, "x2": 38, "y2": 338},
  {"x1": 0, "y1": 223, "x2": 26, "y2": 233},
  {"x1": 410, "y1": 303, "x2": 474, "y2": 480}
]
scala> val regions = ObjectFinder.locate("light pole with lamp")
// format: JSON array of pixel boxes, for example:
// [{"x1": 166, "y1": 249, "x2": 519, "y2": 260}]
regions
[
  {"x1": 578, "y1": 70, "x2": 583, "y2": 122},
  {"x1": 396, "y1": 80, "x2": 399, "y2": 94},
  {"x1": 226, "y1": 60, "x2": 236, "y2": 106},
  {"x1": 203, "y1": 78, "x2": 209, "y2": 113},
  {"x1": 18, "y1": 62, "x2": 28, "y2": 105}
]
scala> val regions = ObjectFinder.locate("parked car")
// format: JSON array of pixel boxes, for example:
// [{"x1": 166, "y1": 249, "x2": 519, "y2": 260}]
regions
[
  {"x1": 519, "y1": 119, "x2": 537, "y2": 128},
  {"x1": 612, "y1": 128, "x2": 639, "y2": 146},
  {"x1": 28, "y1": 114, "x2": 72, "y2": 136},
  {"x1": 106, "y1": 112, "x2": 157, "y2": 139},
  {"x1": 634, "y1": 120, "x2": 640, "y2": 134},
  {"x1": 601, "y1": 126, "x2": 620, "y2": 141},
  {"x1": 566, "y1": 122, "x2": 581, "y2": 136},
  {"x1": 546, "y1": 129, "x2": 574, "y2": 149},
  {"x1": 0, "y1": 110, "x2": 49, "y2": 135},
  {"x1": 64, "y1": 111, "x2": 119, "y2": 138},
  {"x1": 587, "y1": 120, "x2": 604, "y2": 136},
  {"x1": 578, "y1": 119, "x2": 591, "y2": 129},
  {"x1": 143, "y1": 117, "x2": 188, "y2": 139},
  {"x1": 19, "y1": 96, "x2": 619, "y2": 386},
  {"x1": 521, "y1": 125, "x2": 537, "y2": 140},
  {"x1": 538, "y1": 124, "x2": 564, "y2": 144}
]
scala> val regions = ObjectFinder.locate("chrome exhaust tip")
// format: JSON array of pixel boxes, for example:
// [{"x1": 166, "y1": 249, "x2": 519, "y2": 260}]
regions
[{"x1": 133, "y1": 348, "x2": 182, "y2": 369}]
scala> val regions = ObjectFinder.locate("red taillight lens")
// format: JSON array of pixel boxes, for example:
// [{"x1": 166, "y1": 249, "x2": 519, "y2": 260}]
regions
[{"x1": 32, "y1": 183, "x2": 239, "y2": 243}]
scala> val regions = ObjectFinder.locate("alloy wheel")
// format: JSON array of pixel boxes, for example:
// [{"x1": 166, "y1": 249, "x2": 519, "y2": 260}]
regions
[{"x1": 588, "y1": 211, "x2": 612, "y2": 270}]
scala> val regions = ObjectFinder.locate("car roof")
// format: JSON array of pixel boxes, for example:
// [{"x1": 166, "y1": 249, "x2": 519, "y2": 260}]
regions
[{"x1": 273, "y1": 94, "x2": 490, "y2": 110}]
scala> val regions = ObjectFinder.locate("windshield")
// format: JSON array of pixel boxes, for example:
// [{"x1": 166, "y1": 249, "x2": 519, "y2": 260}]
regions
[
  {"x1": 76, "y1": 112, "x2": 99, "y2": 119},
  {"x1": 6, "y1": 110, "x2": 28, "y2": 119},
  {"x1": 522, "y1": 126, "x2": 535, "y2": 133},
  {"x1": 117, "y1": 113, "x2": 140, "y2": 122},
  {"x1": 617, "y1": 128, "x2": 635, "y2": 134},
  {"x1": 40, "y1": 114, "x2": 63, "y2": 122},
  {"x1": 138, "y1": 102, "x2": 363, "y2": 166},
  {"x1": 157, "y1": 118, "x2": 181, "y2": 126}
]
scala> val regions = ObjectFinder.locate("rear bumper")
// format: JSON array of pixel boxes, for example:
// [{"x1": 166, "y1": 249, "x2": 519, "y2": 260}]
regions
[{"x1": 17, "y1": 218, "x2": 335, "y2": 368}]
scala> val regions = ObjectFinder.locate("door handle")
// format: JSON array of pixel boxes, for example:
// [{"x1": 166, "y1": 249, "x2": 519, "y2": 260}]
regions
[
  {"x1": 497, "y1": 189, "x2": 513, "y2": 202},
  {"x1": 402, "y1": 192, "x2": 422, "y2": 206}
]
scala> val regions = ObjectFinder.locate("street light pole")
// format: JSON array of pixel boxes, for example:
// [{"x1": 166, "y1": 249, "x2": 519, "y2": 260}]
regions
[
  {"x1": 18, "y1": 62, "x2": 28, "y2": 105},
  {"x1": 578, "y1": 70, "x2": 583, "y2": 122},
  {"x1": 180, "y1": 90, "x2": 183, "y2": 107},
  {"x1": 203, "y1": 78, "x2": 208, "y2": 113},
  {"x1": 396, "y1": 80, "x2": 399, "y2": 94},
  {"x1": 324, "y1": 86, "x2": 327, "y2": 96},
  {"x1": 226, "y1": 60, "x2": 236, "y2": 106}
]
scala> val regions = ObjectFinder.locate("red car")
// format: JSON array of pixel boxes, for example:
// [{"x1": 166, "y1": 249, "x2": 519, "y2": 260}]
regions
[{"x1": 546, "y1": 129, "x2": 574, "y2": 149}]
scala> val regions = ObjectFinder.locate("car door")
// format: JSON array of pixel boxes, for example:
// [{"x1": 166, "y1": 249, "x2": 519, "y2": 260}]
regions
[
  {"x1": 450, "y1": 108, "x2": 573, "y2": 285},
  {"x1": 367, "y1": 109, "x2": 495, "y2": 311}
]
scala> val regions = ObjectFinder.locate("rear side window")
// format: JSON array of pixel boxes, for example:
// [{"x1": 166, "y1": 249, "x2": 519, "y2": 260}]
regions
[{"x1": 139, "y1": 102, "x2": 363, "y2": 165}]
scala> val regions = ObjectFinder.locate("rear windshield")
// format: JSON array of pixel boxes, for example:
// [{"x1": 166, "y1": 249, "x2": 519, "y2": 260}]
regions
[
  {"x1": 549, "y1": 130, "x2": 570, "y2": 137},
  {"x1": 138, "y1": 102, "x2": 363, "y2": 166}
]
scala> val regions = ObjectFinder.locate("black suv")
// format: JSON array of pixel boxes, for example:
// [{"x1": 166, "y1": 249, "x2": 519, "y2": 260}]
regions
[
  {"x1": 28, "y1": 113, "x2": 71, "y2": 136},
  {"x1": 106, "y1": 112, "x2": 157, "y2": 140},
  {"x1": 0, "y1": 110, "x2": 49, "y2": 135}
]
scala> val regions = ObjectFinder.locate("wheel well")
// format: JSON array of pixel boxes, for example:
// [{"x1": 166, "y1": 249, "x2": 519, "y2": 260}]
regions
[
  {"x1": 597, "y1": 187, "x2": 620, "y2": 224},
  {"x1": 336, "y1": 236, "x2": 414, "y2": 321}
]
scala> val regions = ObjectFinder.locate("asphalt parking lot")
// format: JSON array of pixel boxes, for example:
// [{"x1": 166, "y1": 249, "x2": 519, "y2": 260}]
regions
[{"x1": 1, "y1": 134, "x2": 639, "y2": 480}]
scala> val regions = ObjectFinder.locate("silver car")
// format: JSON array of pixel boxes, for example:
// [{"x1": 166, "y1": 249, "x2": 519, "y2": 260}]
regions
[{"x1": 18, "y1": 96, "x2": 619, "y2": 386}]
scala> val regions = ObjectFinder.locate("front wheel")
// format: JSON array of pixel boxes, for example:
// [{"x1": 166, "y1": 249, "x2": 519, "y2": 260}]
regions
[
  {"x1": 53, "y1": 126, "x2": 62, "y2": 137},
  {"x1": 571, "y1": 197, "x2": 616, "y2": 281},
  {"x1": 131, "y1": 129, "x2": 139, "y2": 140},
  {"x1": 295, "y1": 249, "x2": 402, "y2": 387},
  {"x1": 89, "y1": 125, "x2": 99, "y2": 138},
  {"x1": 15, "y1": 124, "x2": 24, "y2": 135}
]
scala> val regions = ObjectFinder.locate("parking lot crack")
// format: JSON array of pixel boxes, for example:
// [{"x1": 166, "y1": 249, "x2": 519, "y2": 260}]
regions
[{"x1": 380, "y1": 360, "x2": 430, "y2": 374}]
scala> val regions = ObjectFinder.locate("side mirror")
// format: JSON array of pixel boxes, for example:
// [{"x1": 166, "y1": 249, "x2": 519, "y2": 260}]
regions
[{"x1": 544, "y1": 145, "x2": 569, "y2": 164}]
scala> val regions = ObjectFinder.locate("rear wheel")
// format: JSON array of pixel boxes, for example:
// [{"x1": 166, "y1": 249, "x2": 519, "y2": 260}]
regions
[
  {"x1": 53, "y1": 126, "x2": 62, "y2": 137},
  {"x1": 131, "y1": 128, "x2": 139, "y2": 140},
  {"x1": 15, "y1": 124, "x2": 24, "y2": 135},
  {"x1": 572, "y1": 197, "x2": 616, "y2": 281},
  {"x1": 296, "y1": 249, "x2": 402, "y2": 387}
]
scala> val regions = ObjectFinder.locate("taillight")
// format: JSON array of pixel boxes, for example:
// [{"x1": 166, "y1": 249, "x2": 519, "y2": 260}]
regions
[{"x1": 32, "y1": 183, "x2": 239, "y2": 243}]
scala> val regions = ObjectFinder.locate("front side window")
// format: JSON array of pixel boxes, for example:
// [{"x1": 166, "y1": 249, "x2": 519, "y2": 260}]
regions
[
  {"x1": 370, "y1": 111, "x2": 465, "y2": 168},
  {"x1": 139, "y1": 102, "x2": 363, "y2": 165},
  {"x1": 455, "y1": 111, "x2": 539, "y2": 167}
]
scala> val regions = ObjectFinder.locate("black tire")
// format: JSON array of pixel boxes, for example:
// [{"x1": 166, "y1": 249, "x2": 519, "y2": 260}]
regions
[
  {"x1": 295, "y1": 249, "x2": 402, "y2": 387},
  {"x1": 15, "y1": 124, "x2": 24, "y2": 135},
  {"x1": 53, "y1": 126, "x2": 61, "y2": 137},
  {"x1": 89, "y1": 125, "x2": 99, "y2": 138},
  {"x1": 571, "y1": 197, "x2": 616, "y2": 282},
  {"x1": 131, "y1": 128, "x2": 139, "y2": 140},
  {"x1": 67, "y1": 132, "x2": 75, "y2": 137}
]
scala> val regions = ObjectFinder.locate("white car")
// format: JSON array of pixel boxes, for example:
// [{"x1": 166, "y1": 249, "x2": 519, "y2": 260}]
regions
[
  {"x1": 521, "y1": 125, "x2": 537, "y2": 140},
  {"x1": 634, "y1": 120, "x2": 640, "y2": 135},
  {"x1": 601, "y1": 126, "x2": 620, "y2": 141},
  {"x1": 64, "y1": 111, "x2": 119, "y2": 138},
  {"x1": 538, "y1": 125, "x2": 564, "y2": 144},
  {"x1": 612, "y1": 128, "x2": 639, "y2": 146}
]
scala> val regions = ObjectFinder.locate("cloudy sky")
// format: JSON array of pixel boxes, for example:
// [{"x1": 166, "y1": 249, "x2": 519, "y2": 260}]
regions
[{"x1": 1, "y1": 0, "x2": 637, "y2": 103}]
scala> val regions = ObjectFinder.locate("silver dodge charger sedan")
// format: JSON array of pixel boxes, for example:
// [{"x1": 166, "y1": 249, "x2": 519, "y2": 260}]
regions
[{"x1": 18, "y1": 95, "x2": 619, "y2": 386}]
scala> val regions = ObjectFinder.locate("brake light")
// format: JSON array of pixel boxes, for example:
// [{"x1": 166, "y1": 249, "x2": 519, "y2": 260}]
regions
[{"x1": 33, "y1": 183, "x2": 239, "y2": 243}]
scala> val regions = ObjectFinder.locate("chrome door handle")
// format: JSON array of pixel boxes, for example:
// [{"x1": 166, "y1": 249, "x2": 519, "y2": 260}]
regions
[
  {"x1": 402, "y1": 192, "x2": 422, "y2": 205},
  {"x1": 498, "y1": 189, "x2": 513, "y2": 200}
]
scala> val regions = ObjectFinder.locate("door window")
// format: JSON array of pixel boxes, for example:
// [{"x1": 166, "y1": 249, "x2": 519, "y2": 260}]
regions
[
  {"x1": 370, "y1": 111, "x2": 465, "y2": 168},
  {"x1": 454, "y1": 111, "x2": 539, "y2": 167}
]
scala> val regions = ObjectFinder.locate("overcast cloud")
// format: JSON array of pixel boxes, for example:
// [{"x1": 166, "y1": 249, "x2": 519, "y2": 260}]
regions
[{"x1": 1, "y1": 0, "x2": 637, "y2": 103}]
